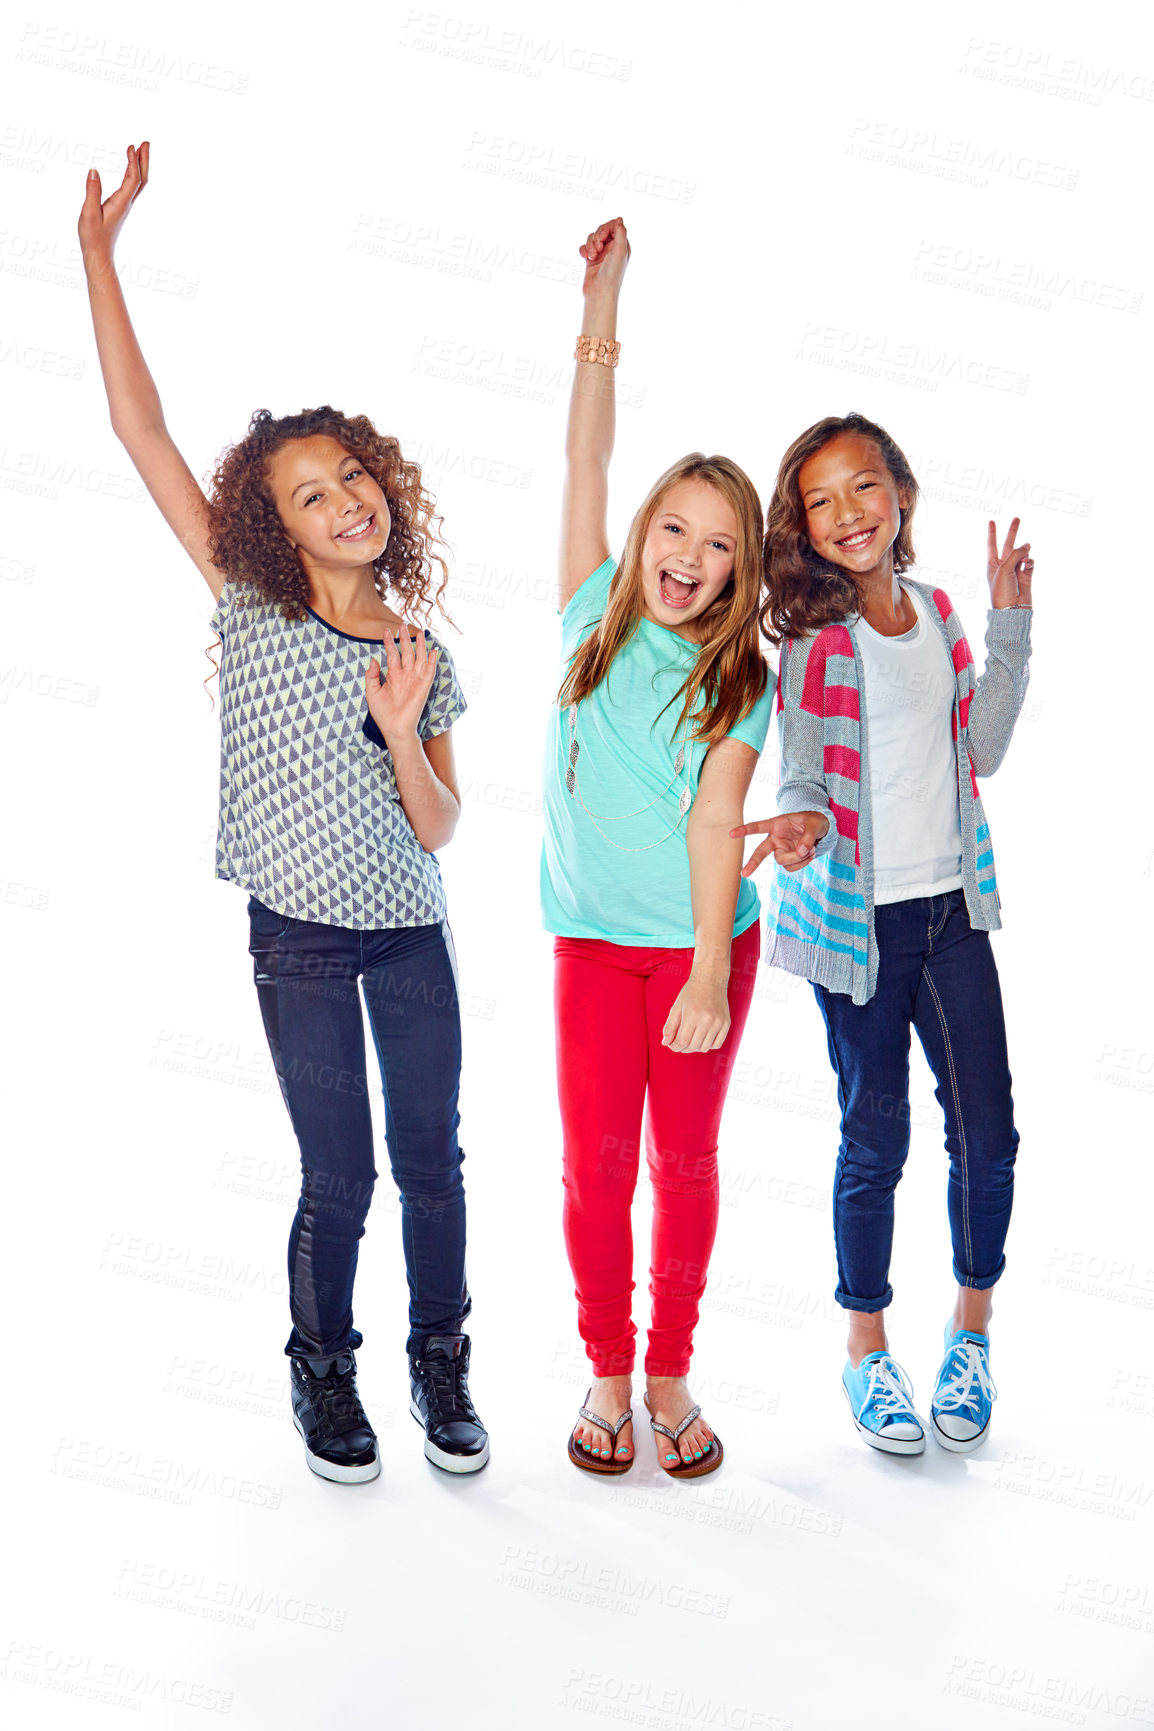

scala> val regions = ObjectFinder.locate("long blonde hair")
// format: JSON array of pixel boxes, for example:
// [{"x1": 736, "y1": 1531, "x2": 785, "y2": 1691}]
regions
[{"x1": 559, "y1": 453, "x2": 767, "y2": 746}]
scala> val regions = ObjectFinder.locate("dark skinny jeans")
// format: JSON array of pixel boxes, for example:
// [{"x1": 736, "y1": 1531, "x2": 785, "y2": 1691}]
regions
[{"x1": 247, "y1": 897, "x2": 469, "y2": 1358}]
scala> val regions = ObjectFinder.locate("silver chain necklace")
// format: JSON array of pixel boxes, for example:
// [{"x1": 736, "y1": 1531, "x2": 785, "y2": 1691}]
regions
[{"x1": 564, "y1": 702, "x2": 695, "y2": 852}]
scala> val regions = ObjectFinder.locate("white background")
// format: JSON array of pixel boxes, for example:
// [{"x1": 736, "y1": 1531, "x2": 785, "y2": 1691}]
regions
[{"x1": 2, "y1": 0, "x2": 1152, "y2": 1726}]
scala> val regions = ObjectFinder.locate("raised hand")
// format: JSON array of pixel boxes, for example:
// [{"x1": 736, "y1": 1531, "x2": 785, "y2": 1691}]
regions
[
  {"x1": 561, "y1": 217, "x2": 626, "y2": 608},
  {"x1": 365, "y1": 627, "x2": 437, "y2": 745},
  {"x1": 987, "y1": 517, "x2": 1035, "y2": 610},
  {"x1": 730, "y1": 810, "x2": 830, "y2": 877},
  {"x1": 579, "y1": 216, "x2": 630, "y2": 303},
  {"x1": 78, "y1": 141, "x2": 149, "y2": 267}
]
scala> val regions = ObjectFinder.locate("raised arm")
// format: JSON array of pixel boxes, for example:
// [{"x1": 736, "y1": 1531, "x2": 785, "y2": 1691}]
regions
[
  {"x1": 78, "y1": 143, "x2": 221, "y2": 598},
  {"x1": 966, "y1": 518, "x2": 1035, "y2": 776},
  {"x1": 558, "y1": 216, "x2": 630, "y2": 611}
]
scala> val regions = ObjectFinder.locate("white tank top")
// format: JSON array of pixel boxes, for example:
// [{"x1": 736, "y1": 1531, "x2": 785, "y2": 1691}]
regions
[{"x1": 856, "y1": 586, "x2": 963, "y2": 906}]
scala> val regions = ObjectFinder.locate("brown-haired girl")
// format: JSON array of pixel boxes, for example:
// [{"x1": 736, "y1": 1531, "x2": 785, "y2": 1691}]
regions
[
  {"x1": 79, "y1": 144, "x2": 488, "y2": 1485},
  {"x1": 735, "y1": 411, "x2": 1034, "y2": 1458},
  {"x1": 544, "y1": 218, "x2": 796, "y2": 1478}
]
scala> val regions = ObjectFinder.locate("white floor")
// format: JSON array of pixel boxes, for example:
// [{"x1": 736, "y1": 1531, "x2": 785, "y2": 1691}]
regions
[{"x1": 6, "y1": 917, "x2": 1152, "y2": 1730}]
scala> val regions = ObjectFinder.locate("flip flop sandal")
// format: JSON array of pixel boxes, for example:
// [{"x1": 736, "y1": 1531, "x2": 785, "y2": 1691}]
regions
[
  {"x1": 567, "y1": 1389, "x2": 635, "y2": 1475},
  {"x1": 644, "y1": 1393, "x2": 723, "y2": 1479}
]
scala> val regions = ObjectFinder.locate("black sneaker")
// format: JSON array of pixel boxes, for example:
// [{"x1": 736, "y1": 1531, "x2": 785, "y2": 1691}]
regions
[
  {"x1": 408, "y1": 1333, "x2": 489, "y2": 1473},
  {"x1": 290, "y1": 1352, "x2": 380, "y2": 1484}
]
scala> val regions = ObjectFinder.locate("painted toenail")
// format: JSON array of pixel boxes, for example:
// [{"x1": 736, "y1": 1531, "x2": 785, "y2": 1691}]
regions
[
  {"x1": 693, "y1": 1450, "x2": 702, "y2": 1458},
  {"x1": 665, "y1": 1453, "x2": 677, "y2": 1461}
]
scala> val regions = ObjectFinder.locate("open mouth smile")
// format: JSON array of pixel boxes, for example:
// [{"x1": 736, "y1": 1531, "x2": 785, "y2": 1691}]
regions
[
  {"x1": 336, "y1": 513, "x2": 377, "y2": 543},
  {"x1": 658, "y1": 569, "x2": 702, "y2": 608},
  {"x1": 834, "y1": 526, "x2": 878, "y2": 552}
]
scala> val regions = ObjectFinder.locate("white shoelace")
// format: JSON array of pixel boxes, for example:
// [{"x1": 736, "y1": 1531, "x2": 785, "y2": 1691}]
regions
[
  {"x1": 858, "y1": 1356, "x2": 918, "y2": 1423},
  {"x1": 935, "y1": 1340, "x2": 996, "y2": 1413}
]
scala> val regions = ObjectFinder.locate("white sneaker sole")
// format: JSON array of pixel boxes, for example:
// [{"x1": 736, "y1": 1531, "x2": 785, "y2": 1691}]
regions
[
  {"x1": 930, "y1": 1411, "x2": 991, "y2": 1454},
  {"x1": 293, "y1": 1410, "x2": 381, "y2": 1483},
  {"x1": 409, "y1": 1399, "x2": 490, "y2": 1473},
  {"x1": 842, "y1": 1383, "x2": 926, "y2": 1455}
]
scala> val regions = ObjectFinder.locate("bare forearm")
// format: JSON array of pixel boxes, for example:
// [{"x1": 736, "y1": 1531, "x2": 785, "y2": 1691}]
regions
[
  {"x1": 83, "y1": 251, "x2": 166, "y2": 440},
  {"x1": 687, "y1": 820, "x2": 743, "y2": 986},
  {"x1": 559, "y1": 219, "x2": 629, "y2": 604},
  {"x1": 386, "y1": 731, "x2": 461, "y2": 852},
  {"x1": 687, "y1": 738, "x2": 760, "y2": 981},
  {"x1": 565, "y1": 290, "x2": 618, "y2": 469},
  {"x1": 559, "y1": 292, "x2": 617, "y2": 600}
]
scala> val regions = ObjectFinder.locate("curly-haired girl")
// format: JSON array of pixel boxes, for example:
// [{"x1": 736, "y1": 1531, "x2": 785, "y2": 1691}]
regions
[
  {"x1": 79, "y1": 143, "x2": 488, "y2": 1484},
  {"x1": 735, "y1": 412, "x2": 1034, "y2": 1458}
]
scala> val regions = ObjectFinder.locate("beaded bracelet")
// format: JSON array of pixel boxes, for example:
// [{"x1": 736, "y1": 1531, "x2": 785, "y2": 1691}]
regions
[{"x1": 575, "y1": 334, "x2": 620, "y2": 367}]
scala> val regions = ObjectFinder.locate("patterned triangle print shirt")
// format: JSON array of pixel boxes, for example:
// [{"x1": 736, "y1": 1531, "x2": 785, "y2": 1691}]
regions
[{"x1": 210, "y1": 582, "x2": 467, "y2": 929}]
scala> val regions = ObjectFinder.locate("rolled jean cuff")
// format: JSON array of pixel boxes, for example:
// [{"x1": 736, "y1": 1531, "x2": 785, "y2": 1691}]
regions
[
  {"x1": 953, "y1": 1259, "x2": 1004, "y2": 1292},
  {"x1": 834, "y1": 1283, "x2": 893, "y2": 1313},
  {"x1": 405, "y1": 1289, "x2": 472, "y2": 1356},
  {"x1": 284, "y1": 1327, "x2": 364, "y2": 1360},
  {"x1": 405, "y1": 1320, "x2": 467, "y2": 1355}
]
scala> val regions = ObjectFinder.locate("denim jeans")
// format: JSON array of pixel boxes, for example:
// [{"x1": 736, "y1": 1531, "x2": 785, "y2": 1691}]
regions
[
  {"x1": 247, "y1": 897, "x2": 469, "y2": 1357},
  {"x1": 814, "y1": 889, "x2": 1018, "y2": 1312}
]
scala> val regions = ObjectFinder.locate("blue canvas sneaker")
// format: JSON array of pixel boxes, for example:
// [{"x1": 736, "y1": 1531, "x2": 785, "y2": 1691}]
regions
[
  {"x1": 841, "y1": 1352, "x2": 926, "y2": 1455},
  {"x1": 930, "y1": 1325, "x2": 996, "y2": 1453}
]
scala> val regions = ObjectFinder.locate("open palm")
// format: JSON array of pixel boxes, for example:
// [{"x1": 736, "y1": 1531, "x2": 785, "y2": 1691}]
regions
[
  {"x1": 78, "y1": 141, "x2": 150, "y2": 261},
  {"x1": 365, "y1": 629, "x2": 437, "y2": 744}
]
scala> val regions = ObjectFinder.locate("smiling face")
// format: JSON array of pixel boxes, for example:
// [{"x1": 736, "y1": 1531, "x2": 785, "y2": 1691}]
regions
[
  {"x1": 266, "y1": 434, "x2": 391, "y2": 576},
  {"x1": 798, "y1": 432, "x2": 910, "y2": 581},
  {"x1": 638, "y1": 478, "x2": 739, "y2": 639}
]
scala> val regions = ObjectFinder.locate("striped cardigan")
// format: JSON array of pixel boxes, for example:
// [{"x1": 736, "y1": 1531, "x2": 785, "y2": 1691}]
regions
[{"x1": 765, "y1": 581, "x2": 1033, "y2": 1004}]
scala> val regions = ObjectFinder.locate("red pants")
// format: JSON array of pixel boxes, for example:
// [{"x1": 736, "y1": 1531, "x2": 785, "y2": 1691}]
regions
[{"x1": 553, "y1": 922, "x2": 760, "y2": 1378}]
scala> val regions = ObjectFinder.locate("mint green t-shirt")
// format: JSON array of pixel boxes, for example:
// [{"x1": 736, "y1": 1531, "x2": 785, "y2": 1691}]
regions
[{"x1": 540, "y1": 558, "x2": 776, "y2": 947}]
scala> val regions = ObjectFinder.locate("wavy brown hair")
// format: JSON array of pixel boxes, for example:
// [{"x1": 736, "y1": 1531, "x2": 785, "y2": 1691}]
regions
[
  {"x1": 559, "y1": 453, "x2": 768, "y2": 747},
  {"x1": 762, "y1": 412, "x2": 919, "y2": 643},
  {"x1": 206, "y1": 406, "x2": 450, "y2": 623}
]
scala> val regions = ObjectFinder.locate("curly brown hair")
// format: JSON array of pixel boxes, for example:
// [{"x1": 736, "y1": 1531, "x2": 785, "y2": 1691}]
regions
[
  {"x1": 206, "y1": 406, "x2": 451, "y2": 623},
  {"x1": 762, "y1": 412, "x2": 919, "y2": 643}
]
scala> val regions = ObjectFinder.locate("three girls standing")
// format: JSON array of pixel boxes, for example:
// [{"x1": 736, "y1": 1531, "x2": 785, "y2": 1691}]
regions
[{"x1": 80, "y1": 148, "x2": 1033, "y2": 1480}]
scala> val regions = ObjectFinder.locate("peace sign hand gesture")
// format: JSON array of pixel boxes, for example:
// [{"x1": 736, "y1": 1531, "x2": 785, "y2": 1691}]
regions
[
  {"x1": 987, "y1": 518, "x2": 1035, "y2": 610},
  {"x1": 78, "y1": 141, "x2": 149, "y2": 269}
]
